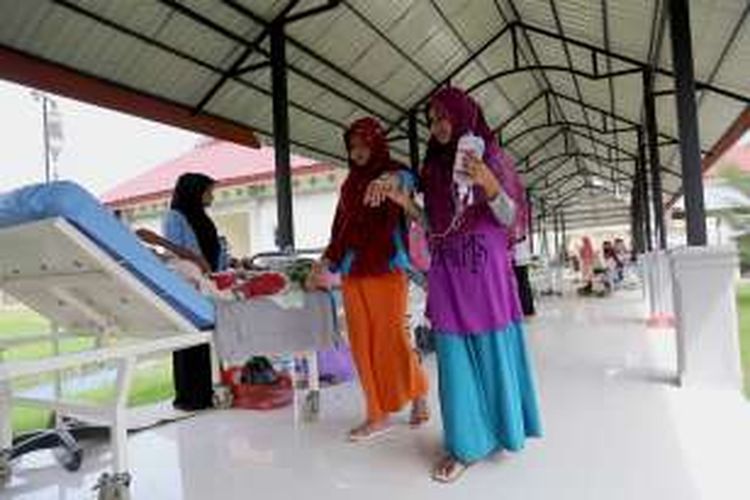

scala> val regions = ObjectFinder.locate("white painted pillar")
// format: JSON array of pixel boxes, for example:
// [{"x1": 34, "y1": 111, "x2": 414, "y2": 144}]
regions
[
  {"x1": 671, "y1": 246, "x2": 742, "y2": 390},
  {"x1": 643, "y1": 250, "x2": 675, "y2": 327},
  {"x1": 638, "y1": 253, "x2": 649, "y2": 302},
  {"x1": 643, "y1": 252, "x2": 657, "y2": 315},
  {"x1": 715, "y1": 217, "x2": 723, "y2": 245},
  {"x1": 654, "y1": 250, "x2": 674, "y2": 319}
]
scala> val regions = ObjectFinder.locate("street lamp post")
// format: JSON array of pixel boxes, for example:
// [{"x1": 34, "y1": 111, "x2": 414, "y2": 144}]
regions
[
  {"x1": 41, "y1": 94, "x2": 50, "y2": 183},
  {"x1": 31, "y1": 90, "x2": 63, "y2": 184}
]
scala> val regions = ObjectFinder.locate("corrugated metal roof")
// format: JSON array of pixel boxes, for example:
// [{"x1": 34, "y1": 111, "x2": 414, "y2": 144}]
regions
[{"x1": 1, "y1": 0, "x2": 749, "y2": 228}]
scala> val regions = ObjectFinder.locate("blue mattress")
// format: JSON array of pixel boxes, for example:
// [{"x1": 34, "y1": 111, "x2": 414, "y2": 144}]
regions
[{"x1": 0, "y1": 181, "x2": 215, "y2": 330}]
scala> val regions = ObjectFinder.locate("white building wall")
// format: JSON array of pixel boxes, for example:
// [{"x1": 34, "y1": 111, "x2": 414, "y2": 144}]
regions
[
  {"x1": 293, "y1": 190, "x2": 337, "y2": 251},
  {"x1": 250, "y1": 189, "x2": 337, "y2": 254},
  {"x1": 253, "y1": 196, "x2": 278, "y2": 254}
]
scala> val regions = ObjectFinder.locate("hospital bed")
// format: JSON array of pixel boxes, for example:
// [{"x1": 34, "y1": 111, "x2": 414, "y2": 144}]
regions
[{"x1": 0, "y1": 182, "x2": 339, "y2": 499}]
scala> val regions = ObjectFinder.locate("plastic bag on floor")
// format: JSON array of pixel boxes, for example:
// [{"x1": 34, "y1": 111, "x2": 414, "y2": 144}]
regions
[{"x1": 317, "y1": 344, "x2": 354, "y2": 385}]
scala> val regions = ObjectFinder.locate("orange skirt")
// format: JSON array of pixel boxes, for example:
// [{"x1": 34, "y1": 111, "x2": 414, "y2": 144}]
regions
[{"x1": 342, "y1": 272, "x2": 428, "y2": 422}]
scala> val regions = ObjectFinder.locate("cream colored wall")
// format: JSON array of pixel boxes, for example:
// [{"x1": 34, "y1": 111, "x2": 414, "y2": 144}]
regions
[
  {"x1": 212, "y1": 210, "x2": 251, "y2": 258},
  {"x1": 247, "y1": 189, "x2": 338, "y2": 255}
]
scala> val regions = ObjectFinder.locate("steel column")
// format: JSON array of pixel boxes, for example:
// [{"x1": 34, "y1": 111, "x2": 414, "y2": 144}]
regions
[
  {"x1": 408, "y1": 110, "x2": 420, "y2": 171},
  {"x1": 528, "y1": 189, "x2": 535, "y2": 254},
  {"x1": 553, "y1": 210, "x2": 560, "y2": 258},
  {"x1": 561, "y1": 211, "x2": 567, "y2": 258},
  {"x1": 540, "y1": 199, "x2": 549, "y2": 257},
  {"x1": 643, "y1": 69, "x2": 667, "y2": 249},
  {"x1": 271, "y1": 21, "x2": 294, "y2": 250},
  {"x1": 630, "y1": 180, "x2": 643, "y2": 254},
  {"x1": 41, "y1": 96, "x2": 51, "y2": 184},
  {"x1": 669, "y1": 0, "x2": 707, "y2": 245},
  {"x1": 637, "y1": 127, "x2": 653, "y2": 251}
]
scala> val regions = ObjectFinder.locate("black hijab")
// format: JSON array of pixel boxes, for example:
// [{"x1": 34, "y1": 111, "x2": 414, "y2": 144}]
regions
[{"x1": 170, "y1": 173, "x2": 220, "y2": 272}]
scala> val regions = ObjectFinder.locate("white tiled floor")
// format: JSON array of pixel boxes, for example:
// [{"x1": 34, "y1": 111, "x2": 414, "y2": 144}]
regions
[{"x1": 5, "y1": 290, "x2": 750, "y2": 499}]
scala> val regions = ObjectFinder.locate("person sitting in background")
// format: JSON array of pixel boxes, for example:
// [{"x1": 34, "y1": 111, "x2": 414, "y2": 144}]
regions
[
  {"x1": 615, "y1": 238, "x2": 629, "y2": 277},
  {"x1": 614, "y1": 238, "x2": 627, "y2": 259},
  {"x1": 602, "y1": 240, "x2": 623, "y2": 286}
]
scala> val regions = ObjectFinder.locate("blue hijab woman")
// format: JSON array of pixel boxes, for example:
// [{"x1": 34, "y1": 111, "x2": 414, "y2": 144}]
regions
[{"x1": 164, "y1": 173, "x2": 224, "y2": 410}]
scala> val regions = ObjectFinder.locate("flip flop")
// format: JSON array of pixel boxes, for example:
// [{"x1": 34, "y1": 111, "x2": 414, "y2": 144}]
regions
[
  {"x1": 348, "y1": 422, "x2": 392, "y2": 442},
  {"x1": 431, "y1": 456, "x2": 468, "y2": 484},
  {"x1": 409, "y1": 402, "x2": 430, "y2": 428}
]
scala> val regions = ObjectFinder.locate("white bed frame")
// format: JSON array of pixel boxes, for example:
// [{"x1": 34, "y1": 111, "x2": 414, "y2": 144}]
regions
[{"x1": 0, "y1": 218, "x2": 219, "y2": 498}]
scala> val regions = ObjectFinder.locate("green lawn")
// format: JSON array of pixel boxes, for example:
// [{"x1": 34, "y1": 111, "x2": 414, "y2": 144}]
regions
[
  {"x1": 0, "y1": 308, "x2": 174, "y2": 435},
  {"x1": 0, "y1": 308, "x2": 49, "y2": 334},
  {"x1": 737, "y1": 285, "x2": 750, "y2": 397},
  {"x1": 0, "y1": 308, "x2": 93, "y2": 369},
  {"x1": 10, "y1": 361, "x2": 174, "y2": 435}
]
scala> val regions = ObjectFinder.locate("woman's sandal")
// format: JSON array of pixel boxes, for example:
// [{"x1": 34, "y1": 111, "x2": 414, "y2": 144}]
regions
[
  {"x1": 348, "y1": 421, "x2": 392, "y2": 442},
  {"x1": 431, "y1": 456, "x2": 469, "y2": 483},
  {"x1": 409, "y1": 400, "x2": 430, "y2": 427}
]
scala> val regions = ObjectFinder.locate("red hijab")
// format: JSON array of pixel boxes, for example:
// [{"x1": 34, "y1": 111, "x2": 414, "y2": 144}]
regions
[{"x1": 324, "y1": 118, "x2": 404, "y2": 276}]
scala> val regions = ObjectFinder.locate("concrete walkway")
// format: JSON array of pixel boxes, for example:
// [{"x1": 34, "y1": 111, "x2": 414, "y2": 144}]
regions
[{"x1": 5, "y1": 290, "x2": 750, "y2": 499}]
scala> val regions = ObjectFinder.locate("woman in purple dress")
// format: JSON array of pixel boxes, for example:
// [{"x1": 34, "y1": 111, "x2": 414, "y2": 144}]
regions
[{"x1": 374, "y1": 87, "x2": 542, "y2": 482}]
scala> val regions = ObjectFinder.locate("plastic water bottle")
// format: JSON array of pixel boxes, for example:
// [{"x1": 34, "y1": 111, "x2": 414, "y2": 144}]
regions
[
  {"x1": 453, "y1": 133, "x2": 485, "y2": 207},
  {"x1": 278, "y1": 355, "x2": 295, "y2": 379}
]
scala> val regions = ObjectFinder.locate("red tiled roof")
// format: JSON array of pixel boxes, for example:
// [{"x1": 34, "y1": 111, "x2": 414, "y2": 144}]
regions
[{"x1": 102, "y1": 138, "x2": 334, "y2": 207}]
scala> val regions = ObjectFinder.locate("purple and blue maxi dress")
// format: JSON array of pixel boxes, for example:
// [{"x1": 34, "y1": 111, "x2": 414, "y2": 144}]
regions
[{"x1": 422, "y1": 87, "x2": 542, "y2": 463}]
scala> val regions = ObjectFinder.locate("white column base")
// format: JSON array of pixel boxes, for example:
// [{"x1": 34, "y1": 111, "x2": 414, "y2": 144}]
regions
[
  {"x1": 641, "y1": 251, "x2": 675, "y2": 327},
  {"x1": 638, "y1": 254, "x2": 649, "y2": 303},
  {"x1": 647, "y1": 250, "x2": 675, "y2": 327},
  {"x1": 670, "y1": 245, "x2": 742, "y2": 390}
]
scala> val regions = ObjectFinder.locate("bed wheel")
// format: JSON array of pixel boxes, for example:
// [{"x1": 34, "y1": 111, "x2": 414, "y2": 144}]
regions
[
  {"x1": 52, "y1": 425, "x2": 84, "y2": 472},
  {"x1": 94, "y1": 472, "x2": 131, "y2": 500},
  {"x1": 54, "y1": 444, "x2": 83, "y2": 472},
  {"x1": 303, "y1": 391, "x2": 320, "y2": 421},
  {"x1": 0, "y1": 449, "x2": 11, "y2": 483}
]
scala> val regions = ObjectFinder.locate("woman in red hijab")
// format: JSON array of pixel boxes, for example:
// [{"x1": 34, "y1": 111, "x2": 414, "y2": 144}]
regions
[{"x1": 312, "y1": 117, "x2": 429, "y2": 441}]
